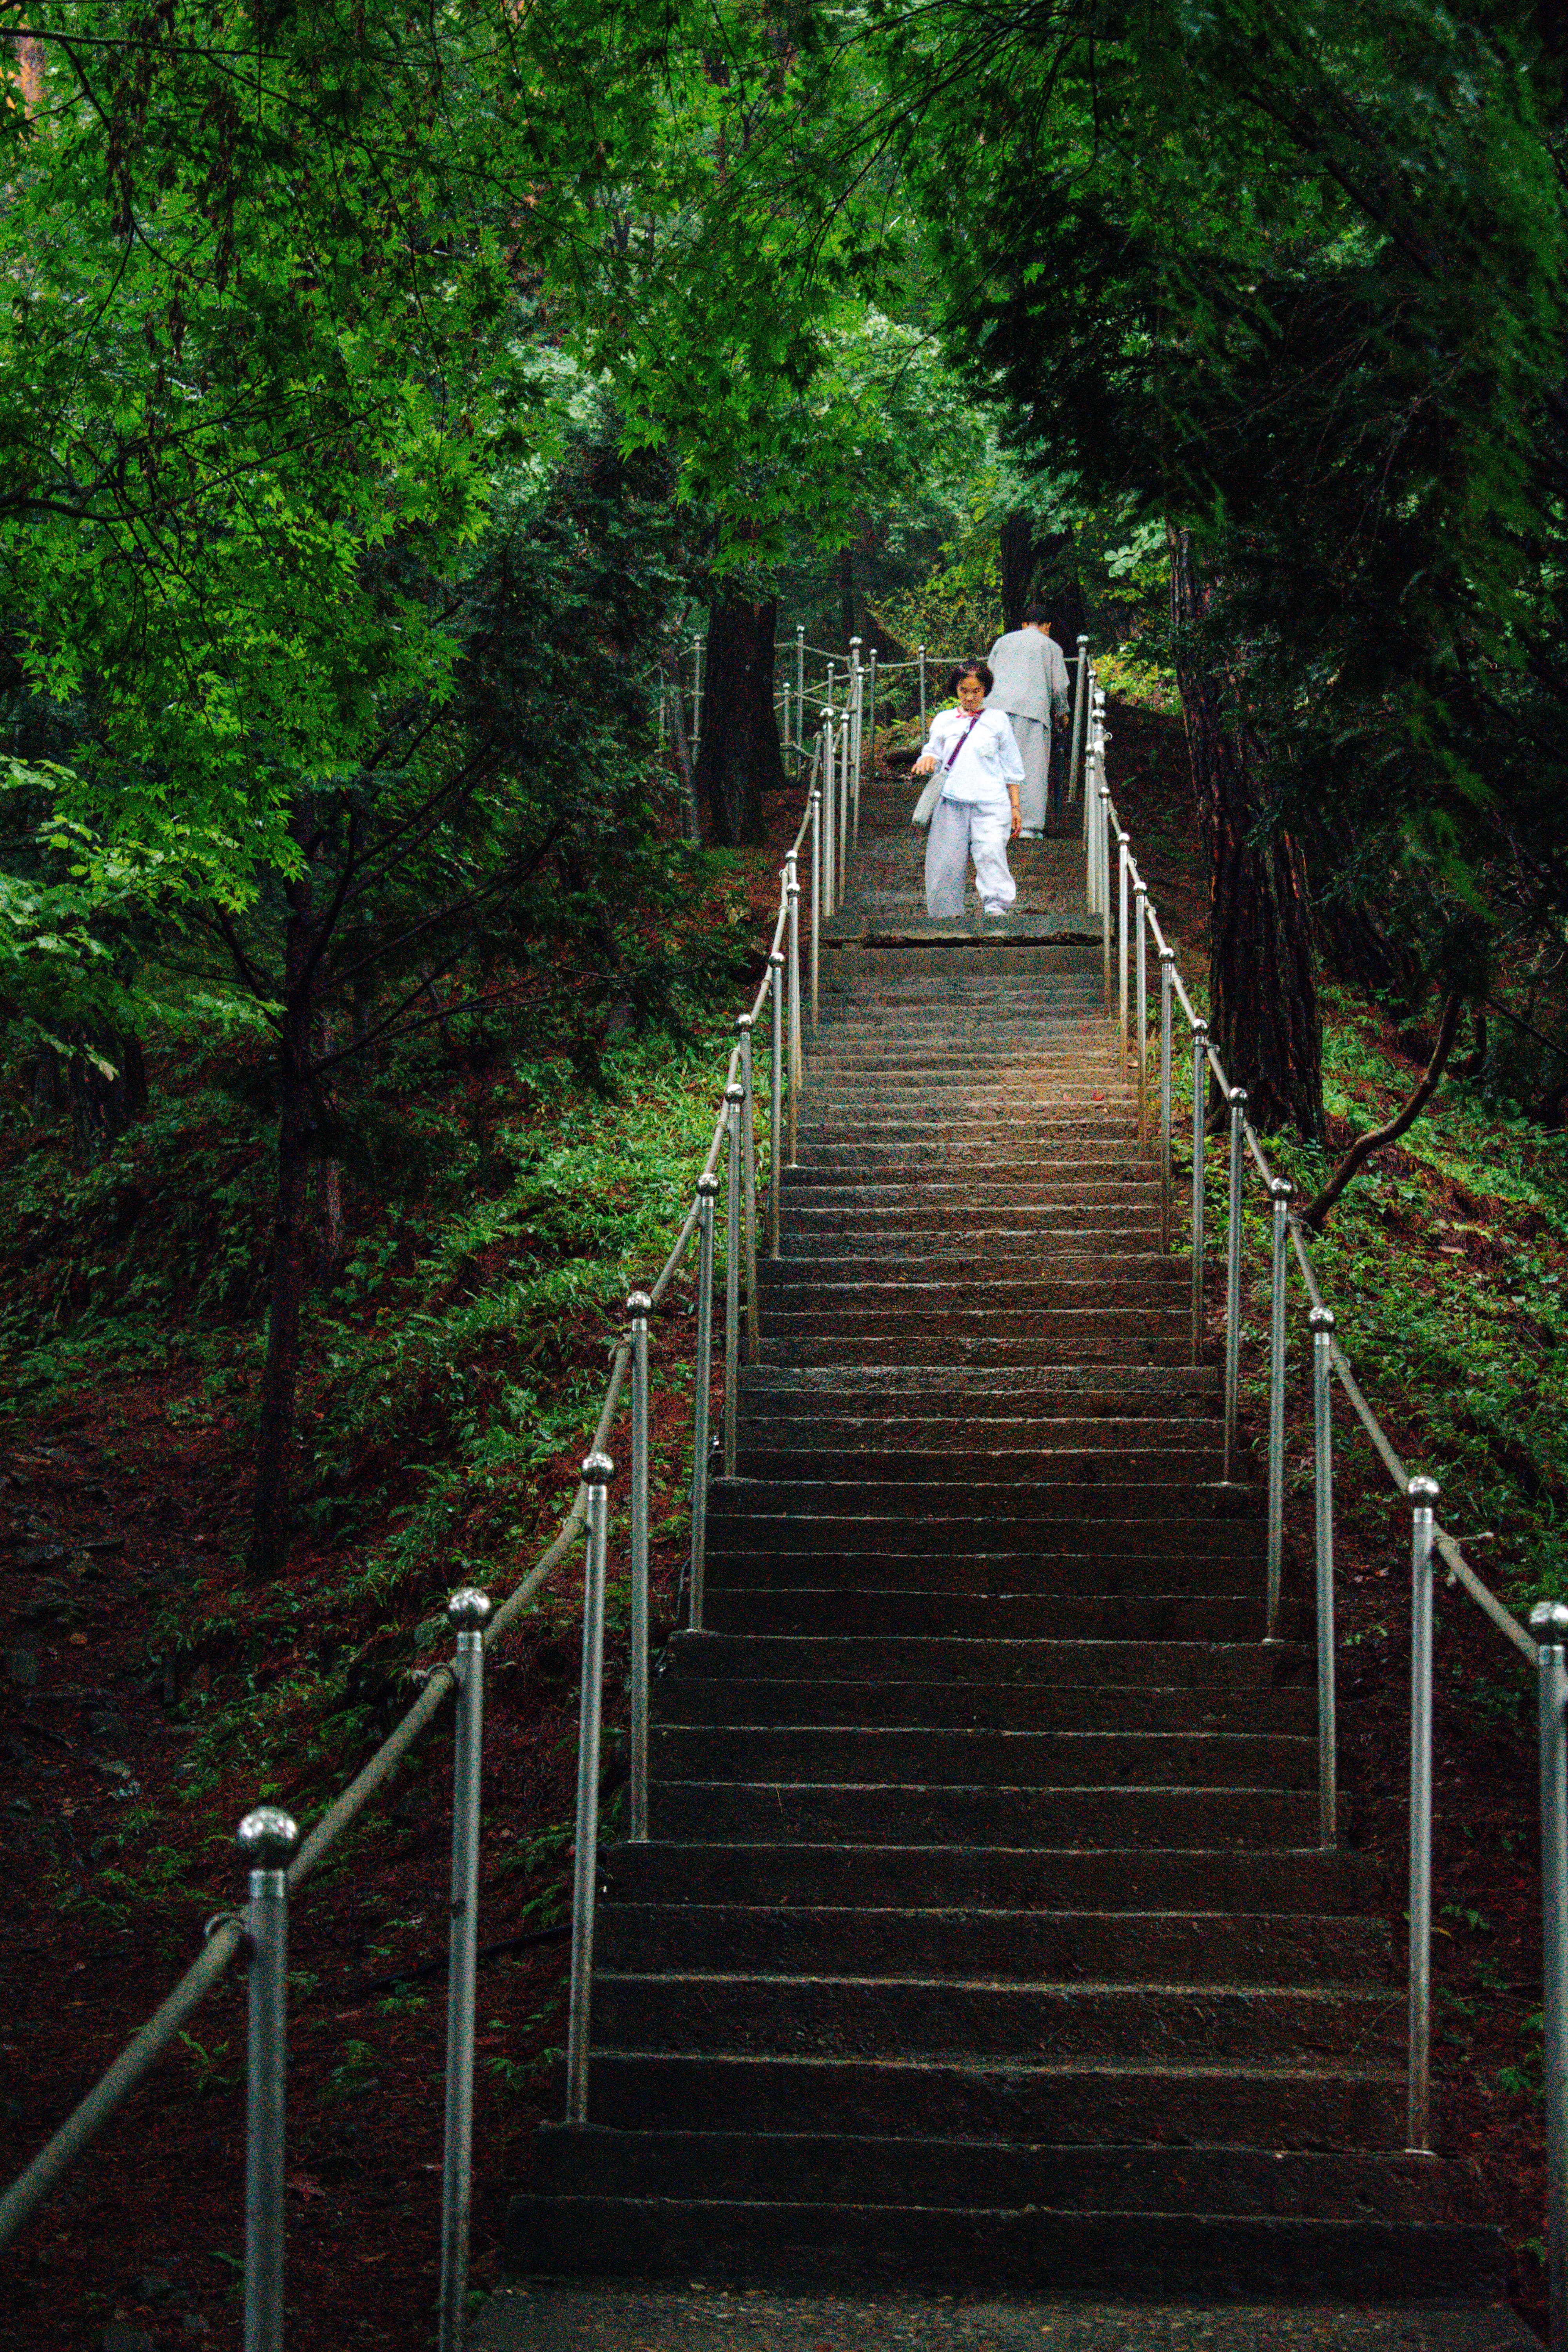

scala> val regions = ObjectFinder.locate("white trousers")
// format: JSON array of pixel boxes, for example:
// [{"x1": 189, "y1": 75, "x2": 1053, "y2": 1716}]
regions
[{"x1": 925, "y1": 796, "x2": 1017, "y2": 919}]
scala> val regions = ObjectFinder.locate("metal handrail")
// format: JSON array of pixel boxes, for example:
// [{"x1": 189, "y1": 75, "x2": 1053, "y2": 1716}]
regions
[
  {"x1": 1084, "y1": 649, "x2": 1550, "y2": 2194},
  {"x1": 0, "y1": 709, "x2": 842, "y2": 2351}
]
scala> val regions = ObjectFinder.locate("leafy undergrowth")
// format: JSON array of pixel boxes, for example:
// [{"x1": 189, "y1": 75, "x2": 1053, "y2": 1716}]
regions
[
  {"x1": 0, "y1": 799, "x2": 802, "y2": 2351},
  {"x1": 1110, "y1": 695, "x2": 1567, "y2": 2338}
]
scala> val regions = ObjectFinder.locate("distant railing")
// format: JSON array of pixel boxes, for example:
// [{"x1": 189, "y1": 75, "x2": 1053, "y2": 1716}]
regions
[
  {"x1": 0, "y1": 715, "x2": 858, "y2": 2349},
  {"x1": 1079, "y1": 649, "x2": 1566, "y2": 2342}
]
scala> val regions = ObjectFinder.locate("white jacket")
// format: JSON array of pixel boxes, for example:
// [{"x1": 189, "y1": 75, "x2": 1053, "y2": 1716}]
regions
[{"x1": 915, "y1": 706, "x2": 1025, "y2": 812}]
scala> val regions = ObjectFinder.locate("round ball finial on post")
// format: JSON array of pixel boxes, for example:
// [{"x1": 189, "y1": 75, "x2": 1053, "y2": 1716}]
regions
[
  {"x1": 1160, "y1": 945, "x2": 1174, "y2": 967},
  {"x1": 580, "y1": 1451, "x2": 614, "y2": 1487},
  {"x1": 1309, "y1": 1305, "x2": 1337, "y2": 1336},
  {"x1": 735, "y1": 1012, "x2": 753, "y2": 1037},
  {"x1": 1193, "y1": 1017, "x2": 1209, "y2": 1042},
  {"x1": 1533, "y1": 1602, "x2": 1568, "y2": 1646},
  {"x1": 237, "y1": 1808, "x2": 299, "y2": 1873},
  {"x1": 626, "y1": 1289, "x2": 652, "y2": 1319},
  {"x1": 697, "y1": 1171, "x2": 719, "y2": 1198},
  {"x1": 725, "y1": 1081, "x2": 745, "y2": 1107},
  {"x1": 446, "y1": 1587, "x2": 493, "y2": 1636},
  {"x1": 1270, "y1": 1176, "x2": 1294, "y2": 1203},
  {"x1": 1408, "y1": 1474, "x2": 1441, "y2": 1509}
]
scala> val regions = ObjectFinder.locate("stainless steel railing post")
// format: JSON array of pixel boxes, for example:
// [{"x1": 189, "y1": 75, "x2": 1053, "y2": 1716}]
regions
[
  {"x1": 1310, "y1": 1308, "x2": 1338, "y2": 1848},
  {"x1": 1532, "y1": 1600, "x2": 1568, "y2": 2350},
  {"x1": 1069, "y1": 635, "x2": 1087, "y2": 807},
  {"x1": 692, "y1": 632, "x2": 705, "y2": 756},
  {"x1": 438, "y1": 1588, "x2": 492, "y2": 2352},
  {"x1": 239, "y1": 1805, "x2": 299, "y2": 2352},
  {"x1": 1134, "y1": 882, "x2": 1149, "y2": 1148},
  {"x1": 785, "y1": 868, "x2": 802, "y2": 1143},
  {"x1": 849, "y1": 638, "x2": 862, "y2": 847},
  {"x1": 1099, "y1": 784, "x2": 1112, "y2": 1005},
  {"x1": 1266, "y1": 1177, "x2": 1292, "y2": 1638},
  {"x1": 690, "y1": 1176, "x2": 717, "y2": 1629},
  {"x1": 566, "y1": 1453, "x2": 613, "y2": 2124},
  {"x1": 866, "y1": 650, "x2": 878, "y2": 811},
  {"x1": 1190, "y1": 1022, "x2": 1208, "y2": 1363},
  {"x1": 1117, "y1": 837, "x2": 1130, "y2": 1070},
  {"x1": 1406, "y1": 1472, "x2": 1441, "y2": 2155},
  {"x1": 768, "y1": 953, "x2": 784, "y2": 1258},
  {"x1": 795, "y1": 624, "x2": 805, "y2": 755},
  {"x1": 737, "y1": 1014, "x2": 760, "y2": 1359},
  {"x1": 821, "y1": 712, "x2": 835, "y2": 918},
  {"x1": 839, "y1": 704, "x2": 851, "y2": 884},
  {"x1": 627, "y1": 1292, "x2": 651, "y2": 1842},
  {"x1": 1223, "y1": 1087, "x2": 1247, "y2": 1481},
  {"x1": 1159, "y1": 948, "x2": 1174, "y2": 1250},
  {"x1": 723, "y1": 1082, "x2": 743, "y2": 1479},
  {"x1": 810, "y1": 790, "x2": 821, "y2": 1036},
  {"x1": 918, "y1": 642, "x2": 926, "y2": 739}
]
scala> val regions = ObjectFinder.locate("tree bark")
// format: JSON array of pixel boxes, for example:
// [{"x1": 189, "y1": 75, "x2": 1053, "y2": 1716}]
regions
[
  {"x1": 249, "y1": 846, "x2": 316, "y2": 1581},
  {"x1": 661, "y1": 649, "x2": 703, "y2": 845},
  {"x1": 1169, "y1": 526, "x2": 1324, "y2": 1140},
  {"x1": 36, "y1": 1026, "x2": 148, "y2": 1160},
  {"x1": 837, "y1": 546, "x2": 856, "y2": 647},
  {"x1": 1000, "y1": 510, "x2": 1034, "y2": 633},
  {"x1": 694, "y1": 591, "x2": 783, "y2": 846}
]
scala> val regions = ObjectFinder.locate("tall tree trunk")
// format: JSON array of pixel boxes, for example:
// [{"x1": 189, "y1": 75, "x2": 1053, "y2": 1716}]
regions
[
  {"x1": 1000, "y1": 510, "x2": 1034, "y2": 633},
  {"x1": 694, "y1": 591, "x2": 783, "y2": 846},
  {"x1": 838, "y1": 547, "x2": 856, "y2": 647},
  {"x1": 36, "y1": 1025, "x2": 148, "y2": 1160},
  {"x1": 1169, "y1": 527, "x2": 1324, "y2": 1140},
  {"x1": 661, "y1": 649, "x2": 703, "y2": 845},
  {"x1": 250, "y1": 854, "x2": 316, "y2": 1581}
]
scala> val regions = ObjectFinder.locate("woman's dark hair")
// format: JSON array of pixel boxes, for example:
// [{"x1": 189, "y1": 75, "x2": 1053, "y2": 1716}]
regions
[
  {"x1": 946, "y1": 660, "x2": 993, "y2": 695},
  {"x1": 1022, "y1": 604, "x2": 1051, "y2": 627}
]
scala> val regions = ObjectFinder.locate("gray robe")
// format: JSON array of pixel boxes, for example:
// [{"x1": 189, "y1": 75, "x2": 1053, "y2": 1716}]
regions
[{"x1": 986, "y1": 630, "x2": 1071, "y2": 830}]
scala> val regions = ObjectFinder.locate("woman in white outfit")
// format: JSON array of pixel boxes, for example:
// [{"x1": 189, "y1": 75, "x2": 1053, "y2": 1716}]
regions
[{"x1": 912, "y1": 662, "x2": 1026, "y2": 919}]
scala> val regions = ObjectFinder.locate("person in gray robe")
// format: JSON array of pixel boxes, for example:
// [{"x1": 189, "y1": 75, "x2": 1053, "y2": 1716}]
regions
[{"x1": 985, "y1": 606, "x2": 1071, "y2": 835}]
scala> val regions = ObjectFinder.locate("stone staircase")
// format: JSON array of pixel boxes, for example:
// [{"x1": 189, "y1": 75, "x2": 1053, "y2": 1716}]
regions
[{"x1": 507, "y1": 939, "x2": 1498, "y2": 2298}]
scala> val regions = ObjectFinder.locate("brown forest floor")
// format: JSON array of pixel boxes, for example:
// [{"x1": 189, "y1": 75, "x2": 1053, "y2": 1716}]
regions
[{"x1": 0, "y1": 708, "x2": 1555, "y2": 2347}]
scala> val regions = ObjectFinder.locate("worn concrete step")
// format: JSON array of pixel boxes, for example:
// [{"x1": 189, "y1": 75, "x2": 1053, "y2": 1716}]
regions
[
  {"x1": 704, "y1": 1506, "x2": 1263, "y2": 1552},
  {"x1": 757, "y1": 1305, "x2": 1188, "y2": 1336},
  {"x1": 665, "y1": 1633, "x2": 1299, "y2": 1688},
  {"x1": 738, "y1": 1430, "x2": 1222, "y2": 1468},
  {"x1": 757, "y1": 1253, "x2": 1190, "y2": 1282},
  {"x1": 648, "y1": 1782, "x2": 1316, "y2": 1849},
  {"x1": 781, "y1": 1230, "x2": 1167, "y2": 1261},
  {"x1": 650, "y1": 1727, "x2": 1314, "y2": 1790},
  {"x1": 748, "y1": 1364, "x2": 1222, "y2": 1392},
  {"x1": 703, "y1": 1556, "x2": 1263, "y2": 1604},
  {"x1": 776, "y1": 1184, "x2": 1162, "y2": 1210},
  {"x1": 520, "y1": 2124, "x2": 1472, "y2": 2227},
  {"x1": 759, "y1": 1265, "x2": 1186, "y2": 1296},
  {"x1": 755, "y1": 1336, "x2": 1196, "y2": 1369},
  {"x1": 592, "y1": 1907, "x2": 1384, "y2": 1984},
  {"x1": 598, "y1": 1841, "x2": 1376, "y2": 1916},
  {"x1": 798, "y1": 1125, "x2": 1140, "y2": 1149},
  {"x1": 590, "y1": 1976, "x2": 1401, "y2": 2066},
  {"x1": 570, "y1": 2049, "x2": 1405, "y2": 2151},
  {"x1": 503, "y1": 2187, "x2": 1500, "y2": 2301},
  {"x1": 702, "y1": 1595, "x2": 1273, "y2": 1642},
  {"x1": 655, "y1": 1679, "x2": 1313, "y2": 1734}
]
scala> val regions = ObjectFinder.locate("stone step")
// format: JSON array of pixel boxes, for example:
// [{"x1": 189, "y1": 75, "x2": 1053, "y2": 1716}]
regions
[
  {"x1": 754, "y1": 1334, "x2": 1198, "y2": 1367},
  {"x1": 738, "y1": 1430, "x2": 1222, "y2": 1468},
  {"x1": 648, "y1": 1781, "x2": 1317, "y2": 1848},
  {"x1": 656, "y1": 1679, "x2": 1313, "y2": 1733},
  {"x1": 701, "y1": 1555, "x2": 1268, "y2": 1600},
  {"x1": 701, "y1": 1595, "x2": 1274, "y2": 1641},
  {"x1": 568, "y1": 2049, "x2": 1405, "y2": 2151},
  {"x1": 704, "y1": 1507, "x2": 1264, "y2": 1552},
  {"x1": 741, "y1": 1365, "x2": 1220, "y2": 1399},
  {"x1": 598, "y1": 1840, "x2": 1376, "y2": 1915},
  {"x1": 665, "y1": 1633, "x2": 1298, "y2": 1687},
  {"x1": 709, "y1": 1480, "x2": 1252, "y2": 1521},
  {"x1": 504, "y1": 2182, "x2": 1499, "y2": 2302},
  {"x1": 592, "y1": 1906, "x2": 1382, "y2": 1983},
  {"x1": 591, "y1": 1976, "x2": 1401, "y2": 2066},
  {"x1": 650, "y1": 1726, "x2": 1315, "y2": 1790}
]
